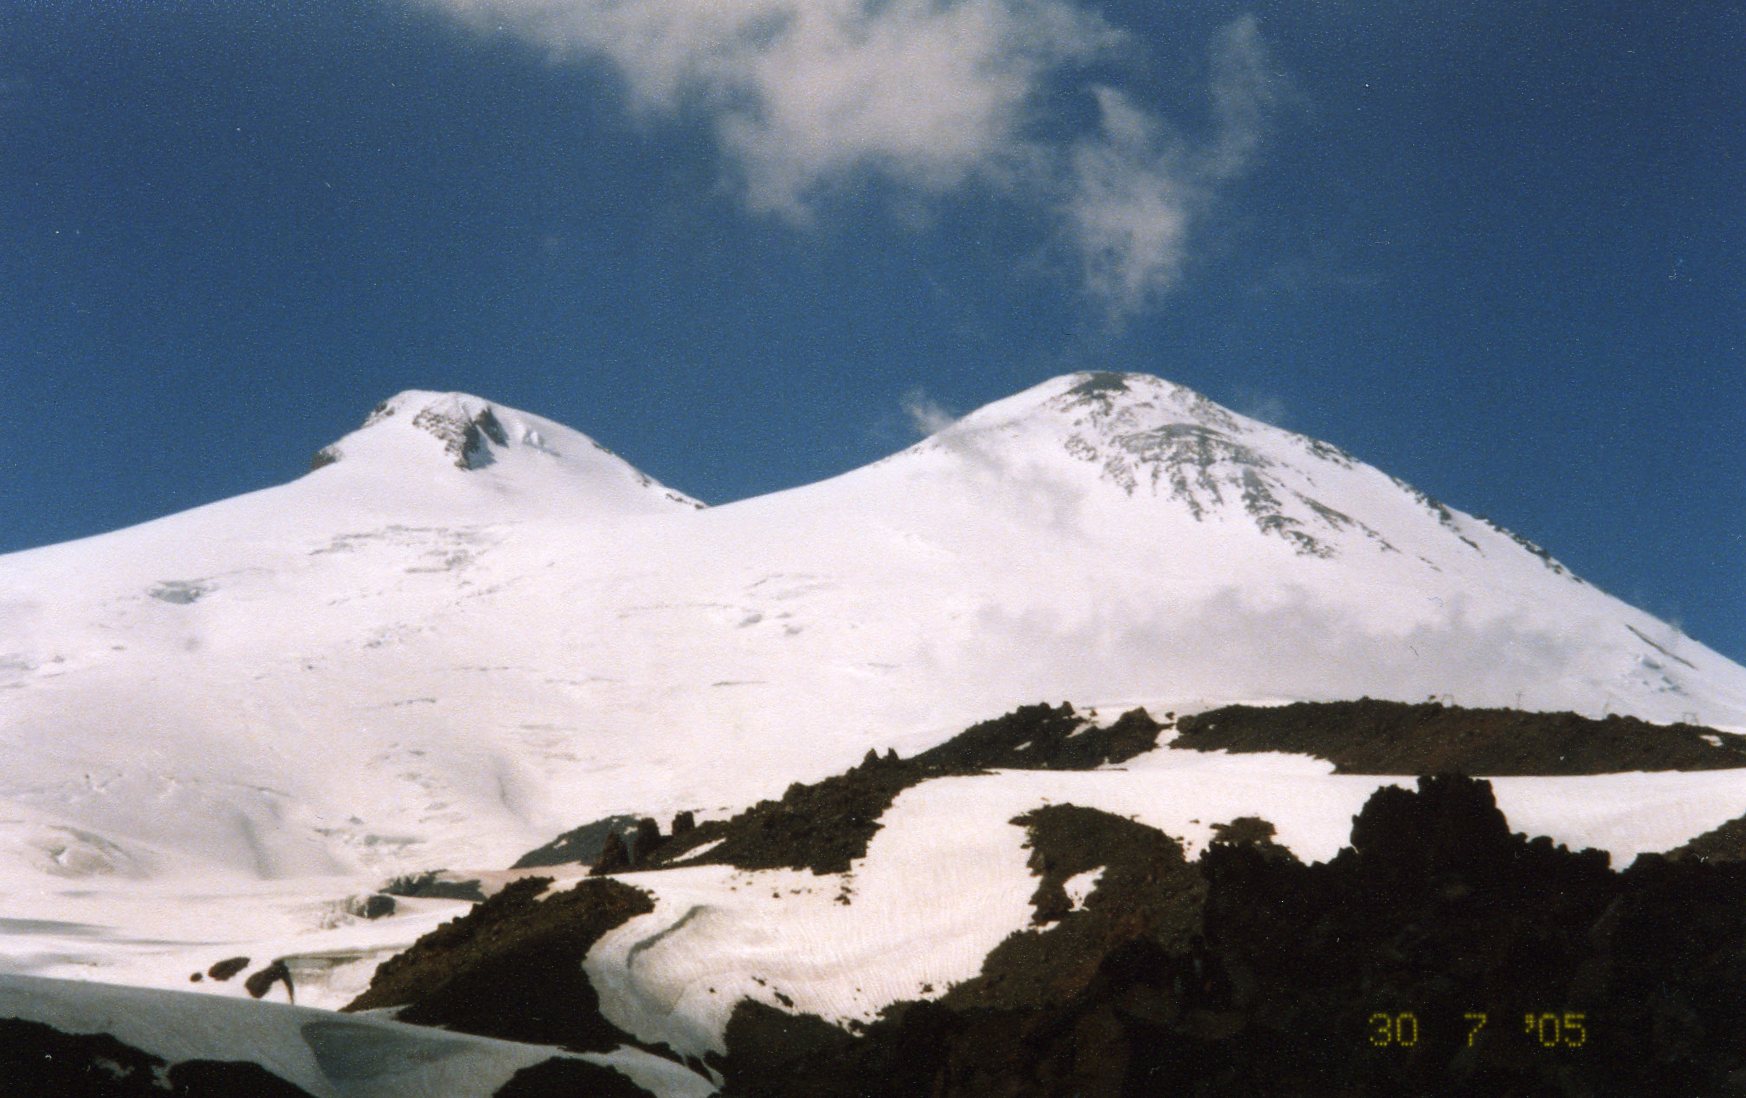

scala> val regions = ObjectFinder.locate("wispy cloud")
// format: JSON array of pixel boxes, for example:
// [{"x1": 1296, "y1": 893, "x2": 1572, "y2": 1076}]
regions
[
  {"x1": 417, "y1": 1, "x2": 1276, "y2": 317},
  {"x1": 1062, "y1": 86, "x2": 1196, "y2": 320},
  {"x1": 1062, "y1": 16, "x2": 1275, "y2": 321},
  {"x1": 1236, "y1": 391, "x2": 1290, "y2": 427},
  {"x1": 902, "y1": 388, "x2": 958, "y2": 437}
]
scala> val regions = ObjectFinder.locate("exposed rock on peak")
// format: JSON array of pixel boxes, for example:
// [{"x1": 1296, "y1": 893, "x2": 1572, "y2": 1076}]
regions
[
  {"x1": 938, "y1": 372, "x2": 1397, "y2": 557},
  {"x1": 302, "y1": 388, "x2": 706, "y2": 512},
  {"x1": 338, "y1": 391, "x2": 517, "y2": 472},
  {"x1": 416, "y1": 403, "x2": 509, "y2": 470}
]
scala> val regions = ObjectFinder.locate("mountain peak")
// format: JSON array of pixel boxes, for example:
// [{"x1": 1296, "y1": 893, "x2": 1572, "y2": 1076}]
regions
[
  {"x1": 311, "y1": 391, "x2": 516, "y2": 472},
  {"x1": 947, "y1": 372, "x2": 1231, "y2": 435},
  {"x1": 918, "y1": 372, "x2": 1375, "y2": 557},
  {"x1": 308, "y1": 389, "x2": 704, "y2": 512}
]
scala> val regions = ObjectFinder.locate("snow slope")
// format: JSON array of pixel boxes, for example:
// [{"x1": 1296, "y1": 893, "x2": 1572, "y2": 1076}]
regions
[
  {"x1": 2, "y1": 374, "x2": 1744, "y2": 1001},
  {"x1": 0, "y1": 972, "x2": 712, "y2": 1097}
]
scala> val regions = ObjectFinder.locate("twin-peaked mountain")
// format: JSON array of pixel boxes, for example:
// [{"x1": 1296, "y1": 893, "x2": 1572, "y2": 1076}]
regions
[{"x1": 2, "y1": 372, "x2": 1742, "y2": 884}]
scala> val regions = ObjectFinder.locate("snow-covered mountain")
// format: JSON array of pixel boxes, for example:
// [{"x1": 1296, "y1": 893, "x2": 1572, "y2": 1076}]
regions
[
  {"x1": 2, "y1": 373, "x2": 1742, "y2": 894},
  {"x1": 6, "y1": 373, "x2": 1746, "y2": 1094}
]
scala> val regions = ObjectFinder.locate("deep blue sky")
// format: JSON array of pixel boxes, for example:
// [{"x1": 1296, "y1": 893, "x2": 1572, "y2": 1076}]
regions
[{"x1": 3, "y1": 1, "x2": 1742, "y2": 662}]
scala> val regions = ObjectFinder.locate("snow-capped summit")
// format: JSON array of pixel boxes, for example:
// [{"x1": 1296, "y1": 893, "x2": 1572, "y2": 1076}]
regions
[
  {"x1": 306, "y1": 389, "x2": 704, "y2": 513},
  {"x1": 905, "y1": 371, "x2": 1382, "y2": 555},
  {"x1": 863, "y1": 372, "x2": 1580, "y2": 583},
  {"x1": 315, "y1": 390, "x2": 525, "y2": 472}
]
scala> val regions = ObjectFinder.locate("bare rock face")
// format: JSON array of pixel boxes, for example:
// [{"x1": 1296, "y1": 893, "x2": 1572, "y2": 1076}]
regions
[
  {"x1": 1669, "y1": 812, "x2": 1746, "y2": 863},
  {"x1": 410, "y1": 404, "x2": 510, "y2": 470}
]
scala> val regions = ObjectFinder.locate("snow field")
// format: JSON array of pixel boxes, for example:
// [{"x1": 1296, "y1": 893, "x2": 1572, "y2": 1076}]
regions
[{"x1": 584, "y1": 751, "x2": 1746, "y2": 1056}]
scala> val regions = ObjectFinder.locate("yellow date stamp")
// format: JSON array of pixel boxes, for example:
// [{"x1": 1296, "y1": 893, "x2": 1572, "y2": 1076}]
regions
[{"x1": 1367, "y1": 1011, "x2": 1588, "y2": 1049}]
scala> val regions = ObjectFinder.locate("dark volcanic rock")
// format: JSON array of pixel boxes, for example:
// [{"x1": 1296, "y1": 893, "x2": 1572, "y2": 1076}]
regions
[
  {"x1": 626, "y1": 818, "x2": 665, "y2": 867},
  {"x1": 514, "y1": 814, "x2": 642, "y2": 870},
  {"x1": 0, "y1": 1017, "x2": 315, "y2": 1097},
  {"x1": 1174, "y1": 698, "x2": 1746, "y2": 775},
  {"x1": 640, "y1": 751, "x2": 924, "y2": 876},
  {"x1": 244, "y1": 959, "x2": 295, "y2": 1003},
  {"x1": 493, "y1": 1055, "x2": 656, "y2": 1097},
  {"x1": 1206, "y1": 816, "x2": 1290, "y2": 861},
  {"x1": 411, "y1": 403, "x2": 510, "y2": 470},
  {"x1": 912, "y1": 702, "x2": 1166, "y2": 771},
  {"x1": 345, "y1": 875, "x2": 654, "y2": 1052},
  {"x1": 593, "y1": 830, "x2": 632, "y2": 874},
  {"x1": 382, "y1": 870, "x2": 488, "y2": 902},
  {"x1": 345, "y1": 893, "x2": 396, "y2": 920},
  {"x1": 623, "y1": 702, "x2": 1167, "y2": 877},
  {"x1": 945, "y1": 804, "x2": 1206, "y2": 1010},
  {"x1": 717, "y1": 775, "x2": 1746, "y2": 1096}
]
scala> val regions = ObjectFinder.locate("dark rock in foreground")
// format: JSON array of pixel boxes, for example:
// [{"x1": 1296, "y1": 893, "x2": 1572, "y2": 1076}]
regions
[
  {"x1": 720, "y1": 775, "x2": 1746, "y2": 1096},
  {"x1": 0, "y1": 1017, "x2": 315, "y2": 1097},
  {"x1": 1174, "y1": 698, "x2": 1746, "y2": 775},
  {"x1": 345, "y1": 876, "x2": 654, "y2": 1053},
  {"x1": 493, "y1": 1055, "x2": 656, "y2": 1097}
]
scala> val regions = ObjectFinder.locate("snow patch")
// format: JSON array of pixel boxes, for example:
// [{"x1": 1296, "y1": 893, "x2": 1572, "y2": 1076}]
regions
[{"x1": 1062, "y1": 866, "x2": 1102, "y2": 911}]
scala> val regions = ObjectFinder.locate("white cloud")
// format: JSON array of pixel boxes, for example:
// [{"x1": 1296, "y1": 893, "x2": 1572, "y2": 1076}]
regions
[
  {"x1": 1062, "y1": 86, "x2": 1197, "y2": 320},
  {"x1": 1203, "y1": 15, "x2": 1275, "y2": 180},
  {"x1": 902, "y1": 388, "x2": 958, "y2": 436},
  {"x1": 424, "y1": 0, "x2": 1115, "y2": 216},
  {"x1": 1062, "y1": 16, "x2": 1275, "y2": 321},
  {"x1": 417, "y1": 1, "x2": 1275, "y2": 316}
]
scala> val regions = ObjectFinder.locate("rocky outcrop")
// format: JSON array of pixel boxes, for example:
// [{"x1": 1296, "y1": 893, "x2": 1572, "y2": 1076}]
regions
[
  {"x1": 244, "y1": 959, "x2": 294, "y2": 1003},
  {"x1": 910, "y1": 701, "x2": 1166, "y2": 771},
  {"x1": 492, "y1": 1056, "x2": 656, "y2": 1097},
  {"x1": 382, "y1": 870, "x2": 487, "y2": 902},
  {"x1": 523, "y1": 702, "x2": 1168, "y2": 877},
  {"x1": 514, "y1": 814, "x2": 643, "y2": 870},
  {"x1": 411, "y1": 404, "x2": 510, "y2": 470},
  {"x1": 1174, "y1": 697, "x2": 1746, "y2": 774},
  {"x1": 345, "y1": 876, "x2": 654, "y2": 1053}
]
